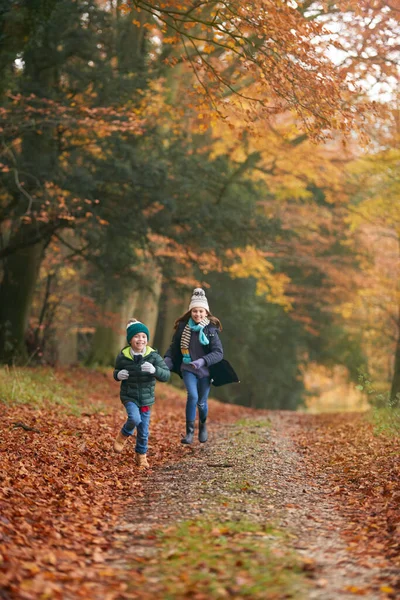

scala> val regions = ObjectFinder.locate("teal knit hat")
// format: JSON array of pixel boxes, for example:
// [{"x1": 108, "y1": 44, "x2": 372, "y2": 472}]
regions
[{"x1": 126, "y1": 321, "x2": 150, "y2": 343}]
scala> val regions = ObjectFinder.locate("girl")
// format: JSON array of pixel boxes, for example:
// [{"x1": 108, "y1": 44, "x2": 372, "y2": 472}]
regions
[{"x1": 164, "y1": 288, "x2": 237, "y2": 444}]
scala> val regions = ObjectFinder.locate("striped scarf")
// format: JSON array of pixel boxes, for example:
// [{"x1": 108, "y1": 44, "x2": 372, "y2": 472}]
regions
[{"x1": 181, "y1": 317, "x2": 210, "y2": 363}]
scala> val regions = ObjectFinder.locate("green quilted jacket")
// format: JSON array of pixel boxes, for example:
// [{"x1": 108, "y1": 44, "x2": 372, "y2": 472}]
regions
[{"x1": 113, "y1": 346, "x2": 170, "y2": 407}]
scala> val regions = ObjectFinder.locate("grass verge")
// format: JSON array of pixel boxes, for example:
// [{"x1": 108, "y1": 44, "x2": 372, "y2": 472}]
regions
[
  {"x1": 235, "y1": 417, "x2": 272, "y2": 428},
  {"x1": 356, "y1": 371, "x2": 400, "y2": 436},
  {"x1": 370, "y1": 406, "x2": 400, "y2": 437},
  {"x1": 129, "y1": 519, "x2": 306, "y2": 599},
  {"x1": 0, "y1": 365, "x2": 109, "y2": 415}
]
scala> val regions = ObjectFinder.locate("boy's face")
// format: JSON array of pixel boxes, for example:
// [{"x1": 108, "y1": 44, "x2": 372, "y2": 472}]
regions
[
  {"x1": 191, "y1": 307, "x2": 207, "y2": 323},
  {"x1": 130, "y1": 332, "x2": 147, "y2": 353}
]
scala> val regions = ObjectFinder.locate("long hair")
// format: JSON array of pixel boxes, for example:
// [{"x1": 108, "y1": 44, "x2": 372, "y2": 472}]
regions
[{"x1": 174, "y1": 310, "x2": 222, "y2": 331}]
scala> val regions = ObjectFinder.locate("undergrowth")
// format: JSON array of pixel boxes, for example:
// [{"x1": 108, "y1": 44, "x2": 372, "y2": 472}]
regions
[
  {"x1": 357, "y1": 370, "x2": 400, "y2": 436},
  {"x1": 0, "y1": 366, "x2": 108, "y2": 415}
]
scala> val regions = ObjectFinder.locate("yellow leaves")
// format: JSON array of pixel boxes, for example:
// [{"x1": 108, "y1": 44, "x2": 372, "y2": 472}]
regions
[
  {"x1": 347, "y1": 147, "x2": 400, "y2": 231},
  {"x1": 344, "y1": 585, "x2": 368, "y2": 595},
  {"x1": 227, "y1": 246, "x2": 292, "y2": 310},
  {"x1": 210, "y1": 109, "x2": 348, "y2": 213},
  {"x1": 336, "y1": 301, "x2": 355, "y2": 321},
  {"x1": 380, "y1": 586, "x2": 395, "y2": 594},
  {"x1": 58, "y1": 266, "x2": 77, "y2": 281},
  {"x1": 201, "y1": 43, "x2": 216, "y2": 55}
]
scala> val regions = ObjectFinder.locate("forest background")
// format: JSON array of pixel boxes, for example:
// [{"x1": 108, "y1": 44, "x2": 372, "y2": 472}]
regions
[{"x1": 0, "y1": 0, "x2": 399, "y2": 412}]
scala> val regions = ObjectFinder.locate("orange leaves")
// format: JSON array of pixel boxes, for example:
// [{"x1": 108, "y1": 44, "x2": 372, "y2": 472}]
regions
[
  {"x1": 293, "y1": 412, "x2": 400, "y2": 585},
  {"x1": 126, "y1": 0, "x2": 372, "y2": 138},
  {"x1": 2, "y1": 94, "x2": 145, "y2": 141},
  {"x1": 162, "y1": 35, "x2": 179, "y2": 45},
  {"x1": 0, "y1": 366, "x2": 254, "y2": 599},
  {"x1": 142, "y1": 202, "x2": 165, "y2": 218},
  {"x1": 146, "y1": 233, "x2": 224, "y2": 274}
]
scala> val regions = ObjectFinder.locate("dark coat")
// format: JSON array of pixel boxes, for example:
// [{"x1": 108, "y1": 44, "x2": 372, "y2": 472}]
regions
[
  {"x1": 164, "y1": 322, "x2": 239, "y2": 387},
  {"x1": 113, "y1": 346, "x2": 170, "y2": 407}
]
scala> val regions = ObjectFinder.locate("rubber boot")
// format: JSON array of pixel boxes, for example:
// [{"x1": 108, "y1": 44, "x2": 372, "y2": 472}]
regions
[
  {"x1": 114, "y1": 431, "x2": 128, "y2": 453},
  {"x1": 181, "y1": 420, "x2": 195, "y2": 444},
  {"x1": 135, "y1": 452, "x2": 149, "y2": 469},
  {"x1": 199, "y1": 419, "x2": 208, "y2": 443}
]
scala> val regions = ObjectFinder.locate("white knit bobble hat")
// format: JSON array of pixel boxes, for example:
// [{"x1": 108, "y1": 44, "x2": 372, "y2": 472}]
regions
[{"x1": 188, "y1": 288, "x2": 210, "y2": 312}]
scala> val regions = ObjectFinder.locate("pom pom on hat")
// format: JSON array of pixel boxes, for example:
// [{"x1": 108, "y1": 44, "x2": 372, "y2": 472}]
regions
[
  {"x1": 188, "y1": 288, "x2": 210, "y2": 312},
  {"x1": 126, "y1": 321, "x2": 150, "y2": 343}
]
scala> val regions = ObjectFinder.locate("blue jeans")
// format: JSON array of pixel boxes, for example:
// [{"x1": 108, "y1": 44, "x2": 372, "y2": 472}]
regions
[
  {"x1": 121, "y1": 402, "x2": 151, "y2": 454},
  {"x1": 182, "y1": 370, "x2": 210, "y2": 422}
]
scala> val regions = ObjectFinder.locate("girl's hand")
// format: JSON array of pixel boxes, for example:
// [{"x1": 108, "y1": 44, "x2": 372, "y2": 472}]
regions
[
  {"x1": 164, "y1": 357, "x2": 173, "y2": 370},
  {"x1": 117, "y1": 369, "x2": 129, "y2": 380},
  {"x1": 190, "y1": 358, "x2": 206, "y2": 369}
]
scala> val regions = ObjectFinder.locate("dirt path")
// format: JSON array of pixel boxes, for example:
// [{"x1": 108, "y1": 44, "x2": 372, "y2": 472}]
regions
[
  {"x1": 266, "y1": 413, "x2": 385, "y2": 599},
  {"x1": 104, "y1": 412, "x2": 392, "y2": 599}
]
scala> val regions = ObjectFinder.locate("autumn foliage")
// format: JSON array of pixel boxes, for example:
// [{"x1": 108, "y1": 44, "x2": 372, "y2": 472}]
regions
[
  {"x1": 2, "y1": 368, "x2": 400, "y2": 598},
  {"x1": 0, "y1": 367, "x2": 253, "y2": 599},
  {"x1": 295, "y1": 412, "x2": 400, "y2": 594}
]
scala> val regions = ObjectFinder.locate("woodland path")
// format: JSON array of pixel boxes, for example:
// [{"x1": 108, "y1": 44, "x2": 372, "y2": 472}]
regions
[{"x1": 103, "y1": 412, "x2": 393, "y2": 600}]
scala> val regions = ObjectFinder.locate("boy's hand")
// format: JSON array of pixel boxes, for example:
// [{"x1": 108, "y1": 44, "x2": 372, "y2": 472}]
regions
[
  {"x1": 117, "y1": 369, "x2": 129, "y2": 380},
  {"x1": 141, "y1": 361, "x2": 156, "y2": 374},
  {"x1": 190, "y1": 358, "x2": 206, "y2": 369}
]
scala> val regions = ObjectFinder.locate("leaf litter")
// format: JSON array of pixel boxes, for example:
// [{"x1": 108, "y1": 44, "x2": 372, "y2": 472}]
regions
[{"x1": 1, "y1": 368, "x2": 399, "y2": 599}]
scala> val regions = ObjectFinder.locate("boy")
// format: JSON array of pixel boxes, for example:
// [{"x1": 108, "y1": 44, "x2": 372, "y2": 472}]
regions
[{"x1": 113, "y1": 319, "x2": 170, "y2": 469}]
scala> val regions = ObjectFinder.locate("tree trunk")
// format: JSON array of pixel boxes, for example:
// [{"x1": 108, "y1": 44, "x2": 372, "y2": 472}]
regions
[
  {"x1": 134, "y1": 271, "x2": 162, "y2": 345},
  {"x1": 153, "y1": 281, "x2": 190, "y2": 355},
  {"x1": 390, "y1": 322, "x2": 400, "y2": 405},
  {"x1": 53, "y1": 232, "x2": 79, "y2": 365},
  {"x1": 117, "y1": 291, "x2": 140, "y2": 349},
  {"x1": 0, "y1": 238, "x2": 46, "y2": 363},
  {"x1": 86, "y1": 324, "x2": 119, "y2": 367},
  {"x1": 87, "y1": 270, "x2": 163, "y2": 366},
  {"x1": 389, "y1": 235, "x2": 400, "y2": 405},
  {"x1": 0, "y1": 10, "x2": 59, "y2": 364},
  {"x1": 85, "y1": 293, "x2": 122, "y2": 366}
]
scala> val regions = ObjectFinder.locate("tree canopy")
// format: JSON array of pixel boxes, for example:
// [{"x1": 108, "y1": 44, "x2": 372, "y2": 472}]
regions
[{"x1": 0, "y1": 0, "x2": 399, "y2": 409}]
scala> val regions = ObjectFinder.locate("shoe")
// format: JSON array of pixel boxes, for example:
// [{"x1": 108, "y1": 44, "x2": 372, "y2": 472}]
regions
[
  {"x1": 181, "y1": 420, "x2": 195, "y2": 444},
  {"x1": 135, "y1": 452, "x2": 149, "y2": 469},
  {"x1": 199, "y1": 419, "x2": 208, "y2": 443},
  {"x1": 114, "y1": 431, "x2": 128, "y2": 453}
]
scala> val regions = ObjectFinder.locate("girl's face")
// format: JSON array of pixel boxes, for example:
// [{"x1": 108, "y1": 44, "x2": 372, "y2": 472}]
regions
[
  {"x1": 191, "y1": 307, "x2": 207, "y2": 323},
  {"x1": 130, "y1": 332, "x2": 147, "y2": 352}
]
